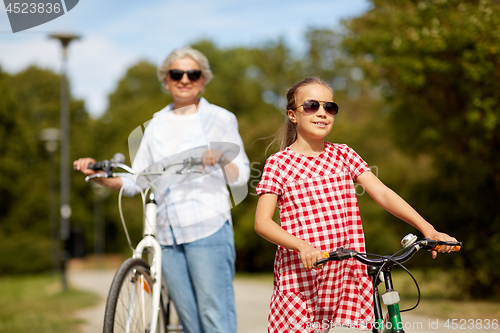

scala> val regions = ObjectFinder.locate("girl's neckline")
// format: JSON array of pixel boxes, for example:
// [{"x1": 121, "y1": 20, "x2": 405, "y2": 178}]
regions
[{"x1": 286, "y1": 142, "x2": 329, "y2": 158}]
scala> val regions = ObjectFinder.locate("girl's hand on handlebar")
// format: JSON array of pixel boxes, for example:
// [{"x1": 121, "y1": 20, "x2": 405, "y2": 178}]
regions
[
  {"x1": 426, "y1": 231, "x2": 458, "y2": 259},
  {"x1": 73, "y1": 157, "x2": 98, "y2": 176},
  {"x1": 298, "y1": 243, "x2": 324, "y2": 270}
]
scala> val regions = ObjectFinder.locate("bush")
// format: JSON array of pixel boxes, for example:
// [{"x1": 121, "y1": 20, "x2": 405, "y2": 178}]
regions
[{"x1": 0, "y1": 233, "x2": 51, "y2": 274}]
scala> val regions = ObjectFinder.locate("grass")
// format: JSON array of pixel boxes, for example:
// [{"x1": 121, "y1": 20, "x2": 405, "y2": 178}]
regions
[{"x1": 0, "y1": 273, "x2": 100, "y2": 333}]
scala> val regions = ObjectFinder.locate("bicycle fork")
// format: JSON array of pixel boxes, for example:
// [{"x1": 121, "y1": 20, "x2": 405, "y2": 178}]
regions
[
  {"x1": 369, "y1": 266, "x2": 404, "y2": 333},
  {"x1": 132, "y1": 193, "x2": 163, "y2": 333}
]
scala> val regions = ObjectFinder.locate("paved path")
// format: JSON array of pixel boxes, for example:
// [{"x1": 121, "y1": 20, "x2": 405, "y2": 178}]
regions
[
  {"x1": 69, "y1": 268, "x2": 497, "y2": 333},
  {"x1": 68, "y1": 268, "x2": 274, "y2": 333},
  {"x1": 69, "y1": 269, "x2": 115, "y2": 333}
]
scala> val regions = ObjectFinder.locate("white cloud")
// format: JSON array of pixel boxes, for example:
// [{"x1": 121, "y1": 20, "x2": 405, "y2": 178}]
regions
[
  {"x1": 0, "y1": 38, "x2": 59, "y2": 72},
  {"x1": 68, "y1": 35, "x2": 140, "y2": 117},
  {"x1": 0, "y1": 35, "x2": 140, "y2": 117}
]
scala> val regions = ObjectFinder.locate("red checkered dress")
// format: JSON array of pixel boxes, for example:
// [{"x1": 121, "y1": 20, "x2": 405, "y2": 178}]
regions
[{"x1": 256, "y1": 143, "x2": 374, "y2": 332}]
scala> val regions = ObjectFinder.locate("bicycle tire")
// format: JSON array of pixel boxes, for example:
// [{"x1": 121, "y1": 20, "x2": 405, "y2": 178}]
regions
[{"x1": 103, "y1": 258, "x2": 166, "y2": 333}]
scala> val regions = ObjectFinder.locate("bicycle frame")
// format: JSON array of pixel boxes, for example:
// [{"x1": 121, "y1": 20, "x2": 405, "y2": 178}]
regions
[
  {"x1": 130, "y1": 192, "x2": 163, "y2": 333},
  {"x1": 113, "y1": 160, "x2": 201, "y2": 333},
  {"x1": 86, "y1": 154, "x2": 216, "y2": 333}
]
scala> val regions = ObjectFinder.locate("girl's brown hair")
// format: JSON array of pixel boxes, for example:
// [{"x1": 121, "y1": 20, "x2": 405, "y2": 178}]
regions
[{"x1": 266, "y1": 77, "x2": 333, "y2": 154}]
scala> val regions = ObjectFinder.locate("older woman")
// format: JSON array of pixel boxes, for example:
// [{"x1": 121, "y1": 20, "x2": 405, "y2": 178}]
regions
[{"x1": 74, "y1": 47, "x2": 250, "y2": 333}]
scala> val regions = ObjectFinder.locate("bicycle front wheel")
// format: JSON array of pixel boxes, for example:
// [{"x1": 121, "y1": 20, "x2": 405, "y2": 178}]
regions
[{"x1": 103, "y1": 258, "x2": 166, "y2": 333}]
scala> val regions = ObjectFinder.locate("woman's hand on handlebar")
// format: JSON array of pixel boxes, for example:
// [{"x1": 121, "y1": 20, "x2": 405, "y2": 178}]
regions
[
  {"x1": 73, "y1": 157, "x2": 98, "y2": 176},
  {"x1": 74, "y1": 157, "x2": 123, "y2": 191},
  {"x1": 425, "y1": 230, "x2": 458, "y2": 259},
  {"x1": 201, "y1": 150, "x2": 225, "y2": 168}
]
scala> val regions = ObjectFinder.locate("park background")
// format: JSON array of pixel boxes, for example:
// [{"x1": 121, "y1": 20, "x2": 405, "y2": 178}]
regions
[{"x1": 0, "y1": 0, "x2": 499, "y2": 331}]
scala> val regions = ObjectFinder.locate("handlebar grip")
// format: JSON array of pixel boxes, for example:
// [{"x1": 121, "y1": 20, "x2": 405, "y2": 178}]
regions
[
  {"x1": 314, "y1": 258, "x2": 328, "y2": 267},
  {"x1": 88, "y1": 162, "x2": 103, "y2": 171},
  {"x1": 432, "y1": 239, "x2": 462, "y2": 252},
  {"x1": 313, "y1": 252, "x2": 330, "y2": 267},
  {"x1": 433, "y1": 245, "x2": 461, "y2": 252},
  {"x1": 73, "y1": 162, "x2": 102, "y2": 171}
]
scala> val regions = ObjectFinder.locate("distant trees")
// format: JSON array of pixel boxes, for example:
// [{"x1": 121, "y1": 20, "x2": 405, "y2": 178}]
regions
[
  {"x1": 343, "y1": 0, "x2": 500, "y2": 298},
  {"x1": 0, "y1": 66, "x2": 93, "y2": 273}
]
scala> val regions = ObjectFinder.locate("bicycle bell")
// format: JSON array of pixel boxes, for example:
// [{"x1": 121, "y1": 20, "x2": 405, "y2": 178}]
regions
[{"x1": 401, "y1": 233, "x2": 418, "y2": 248}]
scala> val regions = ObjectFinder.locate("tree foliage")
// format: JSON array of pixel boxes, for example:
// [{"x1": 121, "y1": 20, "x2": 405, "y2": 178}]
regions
[
  {"x1": 0, "y1": 66, "x2": 93, "y2": 274},
  {"x1": 343, "y1": 0, "x2": 500, "y2": 298}
]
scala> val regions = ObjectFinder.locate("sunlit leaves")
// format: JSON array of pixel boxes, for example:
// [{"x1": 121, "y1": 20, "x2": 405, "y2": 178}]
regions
[{"x1": 343, "y1": 0, "x2": 500, "y2": 298}]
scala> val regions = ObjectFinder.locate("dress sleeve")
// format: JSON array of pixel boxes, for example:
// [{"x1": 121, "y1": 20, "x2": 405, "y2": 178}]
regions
[
  {"x1": 343, "y1": 145, "x2": 370, "y2": 181},
  {"x1": 256, "y1": 156, "x2": 284, "y2": 196}
]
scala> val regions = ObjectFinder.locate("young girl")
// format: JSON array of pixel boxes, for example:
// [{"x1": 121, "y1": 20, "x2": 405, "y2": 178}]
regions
[{"x1": 254, "y1": 77, "x2": 457, "y2": 332}]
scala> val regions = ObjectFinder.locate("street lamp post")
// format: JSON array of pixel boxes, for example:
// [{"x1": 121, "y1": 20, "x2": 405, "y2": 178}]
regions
[
  {"x1": 39, "y1": 128, "x2": 61, "y2": 274},
  {"x1": 92, "y1": 182, "x2": 110, "y2": 266},
  {"x1": 49, "y1": 32, "x2": 80, "y2": 291}
]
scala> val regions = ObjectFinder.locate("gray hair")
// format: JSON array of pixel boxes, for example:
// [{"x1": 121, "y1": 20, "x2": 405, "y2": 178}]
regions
[{"x1": 157, "y1": 46, "x2": 213, "y2": 85}]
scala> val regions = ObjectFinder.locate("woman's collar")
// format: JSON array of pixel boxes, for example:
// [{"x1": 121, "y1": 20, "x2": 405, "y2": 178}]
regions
[{"x1": 167, "y1": 97, "x2": 208, "y2": 113}]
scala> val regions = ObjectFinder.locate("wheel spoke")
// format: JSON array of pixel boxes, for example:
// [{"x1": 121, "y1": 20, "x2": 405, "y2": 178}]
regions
[{"x1": 103, "y1": 259, "x2": 162, "y2": 333}]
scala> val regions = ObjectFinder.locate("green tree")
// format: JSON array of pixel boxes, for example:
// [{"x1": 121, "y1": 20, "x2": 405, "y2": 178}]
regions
[
  {"x1": 343, "y1": 0, "x2": 500, "y2": 298},
  {"x1": 0, "y1": 65, "x2": 93, "y2": 274},
  {"x1": 0, "y1": 68, "x2": 49, "y2": 274}
]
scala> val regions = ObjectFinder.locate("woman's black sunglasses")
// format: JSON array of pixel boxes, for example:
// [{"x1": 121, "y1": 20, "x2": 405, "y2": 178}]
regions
[
  {"x1": 169, "y1": 69, "x2": 202, "y2": 81},
  {"x1": 293, "y1": 100, "x2": 339, "y2": 116}
]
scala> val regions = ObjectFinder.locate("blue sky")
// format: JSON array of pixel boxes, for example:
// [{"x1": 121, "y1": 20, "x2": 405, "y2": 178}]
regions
[{"x1": 0, "y1": 0, "x2": 371, "y2": 117}]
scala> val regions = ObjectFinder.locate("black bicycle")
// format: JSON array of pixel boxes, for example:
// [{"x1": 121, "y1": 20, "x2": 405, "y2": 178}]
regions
[{"x1": 314, "y1": 234, "x2": 462, "y2": 333}]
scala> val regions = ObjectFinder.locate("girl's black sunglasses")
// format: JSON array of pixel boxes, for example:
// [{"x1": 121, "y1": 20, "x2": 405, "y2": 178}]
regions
[
  {"x1": 169, "y1": 69, "x2": 202, "y2": 81},
  {"x1": 293, "y1": 100, "x2": 339, "y2": 116}
]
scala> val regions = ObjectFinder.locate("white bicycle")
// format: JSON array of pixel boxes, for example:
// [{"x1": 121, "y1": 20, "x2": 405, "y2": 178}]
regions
[{"x1": 83, "y1": 152, "x2": 219, "y2": 333}]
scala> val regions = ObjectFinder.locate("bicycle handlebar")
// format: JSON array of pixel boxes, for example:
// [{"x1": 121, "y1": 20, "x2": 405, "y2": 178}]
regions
[
  {"x1": 79, "y1": 155, "x2": 206, "y2": 182},
  {"x1": 76, "y1": 150, "x2": 230, "y2": 183},
  {"x1": 313, "y1": 237, "x2": 462, "y2": 267},
  {"x1": 85, "y1": 152, "x2": 128, "y2": 171}
]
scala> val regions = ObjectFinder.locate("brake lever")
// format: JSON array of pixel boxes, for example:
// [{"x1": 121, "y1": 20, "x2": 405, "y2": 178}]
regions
[
  {"x1": 336, "y1": 248, "x2": 357, "y2": 260},
  {"x1": 176, "y1": 157, "x2": 204, "y2": 174},
  {"x1": 113, "y1": 162, "x2": 134, "y2": 174},
  {"x1": 85, "y1": 173, "x2": 107, "y2": 182}
]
